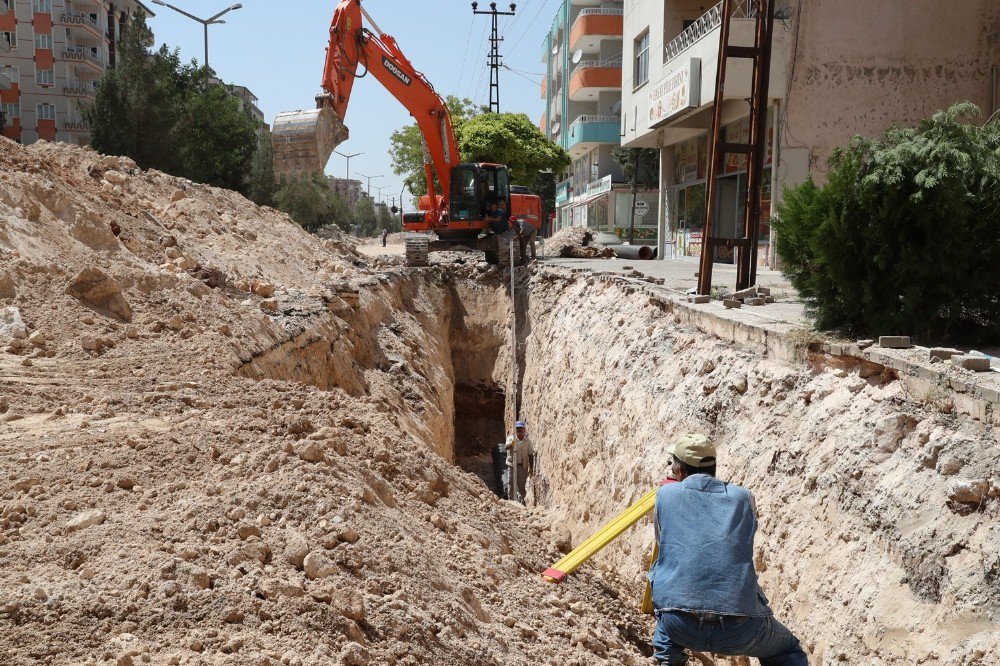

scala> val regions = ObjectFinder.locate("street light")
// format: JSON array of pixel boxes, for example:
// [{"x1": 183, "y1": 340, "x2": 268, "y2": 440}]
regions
[
  {"x1": 151, "y1": 1, "x2": 242, "y2": 69},
  {"x1": 333, "y1": 150, "x2": 363, "y2": 181},
  {"x1": 356, "y1": 172, "x2": 384, "y2": 197}
]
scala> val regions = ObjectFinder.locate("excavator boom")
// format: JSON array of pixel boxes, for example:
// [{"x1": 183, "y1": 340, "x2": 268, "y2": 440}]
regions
[{"x1": 273, "y1": 0, "x2": 459, "y2": 223}]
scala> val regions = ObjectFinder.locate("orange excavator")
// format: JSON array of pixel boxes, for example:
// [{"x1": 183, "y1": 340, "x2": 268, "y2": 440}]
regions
[{"x1": 271, "y1": 0, "x2": 542, "y2": 267}]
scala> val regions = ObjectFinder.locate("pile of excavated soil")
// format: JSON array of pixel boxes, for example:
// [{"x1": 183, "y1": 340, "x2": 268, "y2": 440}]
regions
[
  {"x1": 0, "y1": 139, "x2": 651, "y2": 665},
  {"x1": 543, "y1": 227, "x2": 614, "y2": 259}
]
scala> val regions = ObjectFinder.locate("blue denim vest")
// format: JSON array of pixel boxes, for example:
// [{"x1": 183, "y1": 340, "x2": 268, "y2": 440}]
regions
[{"x1": 648, "y1": 475, "x2": 772, "y2": 617}]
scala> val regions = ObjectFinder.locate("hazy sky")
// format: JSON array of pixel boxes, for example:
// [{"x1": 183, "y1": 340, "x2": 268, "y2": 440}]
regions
[{"x1": 148, "y1": 0, "x2": 559, "y2": 203}]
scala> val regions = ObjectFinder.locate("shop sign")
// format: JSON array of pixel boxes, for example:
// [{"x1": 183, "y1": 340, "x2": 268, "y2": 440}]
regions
[
  {"x1": 648, "y1": 58, "x2": 701, "y2": 129},
  {"x1": 555, "y1": 182, "x2": 571, "y2": 205},
  {"x1": 634, "y1": 200, "x2": 649, "y2": 217},
  {"x1": 585, "y1": 174, "x2": 613, "y2": 197}
]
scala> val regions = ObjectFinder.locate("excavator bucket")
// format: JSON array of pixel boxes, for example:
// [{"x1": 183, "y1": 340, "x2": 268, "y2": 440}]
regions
[{"x1": 271, "y1": 107, "x2": 350, "y2": 178}]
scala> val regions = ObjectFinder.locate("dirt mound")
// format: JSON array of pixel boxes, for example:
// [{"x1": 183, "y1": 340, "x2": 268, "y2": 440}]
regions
[
  {"x1": 0, "y1": 139, "x2": 649, "y2": 665},
  {"x1": 544, "y1": 226, "x2": 614, "y2": 259}
]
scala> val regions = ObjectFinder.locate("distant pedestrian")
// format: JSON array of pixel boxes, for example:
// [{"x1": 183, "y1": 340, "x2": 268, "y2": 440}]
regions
[
  {"x1": 513, "y1": 218, "x2": 538, "y2": 262},
  {"x1": 381, "y1": 227, "x2": 388, "y2": 247},
  {"x1": 503, "y1": 421, "x2": 534, "y2": 503}
]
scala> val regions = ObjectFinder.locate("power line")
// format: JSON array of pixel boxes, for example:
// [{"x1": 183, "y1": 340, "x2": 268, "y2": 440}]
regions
[
  {"x1": 473, "y1": 2, "x2": 517, "y2": 113},
  {"x1": 505, "y1": 0, "x2": 556, "y2": 56},
  {"x1": 465, "y1": 21, "x2": 490, "y2": 99},
  {"x1": 455, "y1": 13, "x2": 477, "y2": 95}
]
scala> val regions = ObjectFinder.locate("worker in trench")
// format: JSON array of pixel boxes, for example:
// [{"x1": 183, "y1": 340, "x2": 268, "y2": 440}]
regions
[
  {"x1": 513, "y1": 218, "x2": 538, "y2": 263},
  {"x1": 502, "y1": 421, "x2": 534, "y2": 503},
  {"x1": 647, "y1": 434, "x2": 808, "y2": 665}
]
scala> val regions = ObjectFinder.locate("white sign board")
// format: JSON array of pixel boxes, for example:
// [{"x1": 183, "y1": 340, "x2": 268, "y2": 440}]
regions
[
  {"x1": 585, "y1": 174, "x2": 613, "y2": 198},
  {"x1": 648, "y1": 58, "x2": 701, "y2": 129},
  {"x1": 634, "y1": 200, "x2": 650, "y2": 217}
]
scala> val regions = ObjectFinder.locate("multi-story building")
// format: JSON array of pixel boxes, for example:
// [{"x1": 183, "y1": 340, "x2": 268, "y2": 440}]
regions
[
  {"x1": 225, "y1": 83, "x2": 264, "y2": 126},
  {"x1": 327, "y1": 177, "x2": 363, "y2": 207},
  {"x1": 542, "y1": 0, "x2": 659, "y2": 236},
  {"x1": 621, "y1": 0, "x2": 1000, "y2": 265},
  {"x1": 0, "y1": 0, "x2": 153, "y2": 146}
]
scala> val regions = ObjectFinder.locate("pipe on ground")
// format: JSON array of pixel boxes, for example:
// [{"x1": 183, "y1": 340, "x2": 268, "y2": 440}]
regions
[{"x1": 614, "y1": 245, "x2": 654, "y2": 260}]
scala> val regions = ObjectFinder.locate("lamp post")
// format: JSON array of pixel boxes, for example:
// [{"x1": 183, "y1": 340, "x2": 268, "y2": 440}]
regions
[
  {"x1": 333, "y1": 150, "x2": 363, "y2": 181},
  {"x1": 356, "y1": 172, "x2": 384, "y2": 197},
  {"x1": 150, "y1": 1, "x2": 242, "y2": 69}
]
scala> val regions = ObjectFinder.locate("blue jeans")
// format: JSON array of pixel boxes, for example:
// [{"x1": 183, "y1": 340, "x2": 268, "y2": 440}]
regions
[{"x1": 653, "y1": 611, "x2": 808, "y2": 665}]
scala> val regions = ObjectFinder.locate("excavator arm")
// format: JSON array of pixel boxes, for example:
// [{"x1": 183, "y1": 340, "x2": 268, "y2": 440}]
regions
[{"x1": 274, "y1": 0, "x2": 458, "y2": 223}]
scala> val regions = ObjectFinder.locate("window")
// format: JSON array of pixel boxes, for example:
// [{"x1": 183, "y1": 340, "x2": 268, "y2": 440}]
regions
[
  {"x1": 1, "y1": 31, "x2": 14, "y2": 49},
  {"x1": 36, "y1": 103, "x2": 56, "y2": 121},
  {"x1": 36, "y1": 68, "x2": 54, "y2": 86},
  {"x1": 1, "y1": 65, "x2": 18, "y2": 83},
  {"x1": 32, "y1": 0, "x2": 52, "y2": 13},
  {"x1": 34, "y1": 33, "x2": 53, "y2": 49},
  {"x1": 634, "y1": 31, "x2": 650, "y2": 87},
  {"x1": 3, "y1": 102, "x2": 19, "y2": 119}
]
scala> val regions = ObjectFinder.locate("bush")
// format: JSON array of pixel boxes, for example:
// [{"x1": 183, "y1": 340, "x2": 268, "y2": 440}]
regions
[{"x1": 773, "y1": 103, "x2": 1000, "y2": 343}]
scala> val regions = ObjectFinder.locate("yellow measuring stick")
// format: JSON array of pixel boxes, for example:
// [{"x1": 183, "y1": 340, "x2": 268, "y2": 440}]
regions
[{"x1": 542, "y1": 486, "x2": 659, "y2": 583}]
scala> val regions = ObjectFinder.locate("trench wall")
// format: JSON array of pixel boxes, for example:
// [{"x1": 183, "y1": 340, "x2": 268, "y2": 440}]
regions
[{"x1": 518, "y1": 269, "x2": 998, "y2": 664}]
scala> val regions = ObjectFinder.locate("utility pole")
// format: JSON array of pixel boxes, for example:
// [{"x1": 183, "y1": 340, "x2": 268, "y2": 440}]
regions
[
  {"x1": 472, "y1": 2, "x2": 516, "y2": 113},
  {"x1": 356, "y1": 172, "x2": 384, "y2": 197},
  {"x1": 333, "y1": 150, "x2": 363, "y2": 181},
  {"x1": 150, "y1": 1, "x2": 242, "y2": 69}
]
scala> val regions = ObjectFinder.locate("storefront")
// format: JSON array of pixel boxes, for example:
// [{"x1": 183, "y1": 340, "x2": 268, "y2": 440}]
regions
[
  {"x1": 556, "y1": 174, "x2": 659, "y2": 238},
  {"x1": 666, "y1": 110, "x2": 774, "y2": 263}
]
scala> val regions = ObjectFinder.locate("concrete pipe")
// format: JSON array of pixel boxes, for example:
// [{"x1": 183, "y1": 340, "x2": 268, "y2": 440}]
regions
[{"x1": 614, "y1": 244, "x2": 653, "y2": 260}]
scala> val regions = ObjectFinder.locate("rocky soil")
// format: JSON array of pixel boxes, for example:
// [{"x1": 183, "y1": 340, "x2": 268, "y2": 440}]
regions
[
  {"x1": 1, "y1": 137, "x2": 996, "y2": 666},
  {"x1": 518, "y1": 270, "x2": 999, "y2": 665},
  {"x1": 0, "y1": 139, "x2": 649, "y2": 665}
]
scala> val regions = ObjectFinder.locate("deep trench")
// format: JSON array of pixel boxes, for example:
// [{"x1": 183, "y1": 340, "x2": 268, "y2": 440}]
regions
[{"x1": 234, "y1": 267, "x2": 996, "y2": 663}]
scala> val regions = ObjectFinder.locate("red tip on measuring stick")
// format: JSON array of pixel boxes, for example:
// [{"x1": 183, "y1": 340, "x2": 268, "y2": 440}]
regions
[{"x1": 542, "y1": 568, "x2": 566, "y2": 583}]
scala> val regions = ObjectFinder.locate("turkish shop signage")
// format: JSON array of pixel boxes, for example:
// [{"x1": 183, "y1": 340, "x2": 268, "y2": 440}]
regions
[{"x1": 648, "y1": 58, "x2": 701, "y2": 128}]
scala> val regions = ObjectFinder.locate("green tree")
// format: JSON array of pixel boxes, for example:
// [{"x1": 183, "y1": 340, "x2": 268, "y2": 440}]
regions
[
  {"x1": 86, "y1": 13, "x2": 261, "y2": 194},
  {"x1": 248, "y1": 127, "x2": 276, "y2": 206},
  {"x1": 613, "y1": 147, "x2": 660, "y2": 243},
  {"x1": 459, "y1": 112, "x2": 570, "y2": 187},
  {"x1": 353, "y1": 197, "x2": 377, "y2": 236},
  {"x1": 389, "y1": 96, "x2": 483, "y2": 197},
  {"x1": 773, "y1": 103, "x2": 1000, "y2": 342},
  {"x1": 273, "y1": 173, "x2": 335, "y2": 232}
]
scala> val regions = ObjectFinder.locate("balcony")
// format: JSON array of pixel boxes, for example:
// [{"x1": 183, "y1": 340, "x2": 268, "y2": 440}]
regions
[
  {"x1": 569, "y1": 8, "x2": 623, "y2": 54},
  {"x1": 540, "y1": 76, "x2": 546, "y2": 99},
  {"x1": 549, "y1": 91, "x2": 562, "y2": 120},
  {"x1": 659, "y1": 0, "x2": 788, "y2": 108},
  {"x1": 64, "y1": 79, "x2": 96, "y2": 98},
  {"x1": 63, "y1": 46, "x2": 105, "y2": 72},
  {"x1": 567, "y1": 115, "x2": 621, "y2": 155},
  {"x1": 61, "y1": 11, "x2": 104, "y2": 40},
  {"x1": 568, "y1": 58, "x2": 621, "y2": 101},
  {"x1": 65, "y1": 118, "x2": 90, "y2": 132}
]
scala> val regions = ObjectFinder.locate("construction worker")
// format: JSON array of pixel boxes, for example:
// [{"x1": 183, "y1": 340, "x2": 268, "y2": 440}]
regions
[
  {"x1": 503, "y1": 421, "x2": 534, "y2": 503},
  {"x1": 648, "y1": 434, "x2": 807, "y2": 665},
  {"x1": 380, "y1": 227, "x2": 388, "y2": 247},
  {"x1": 513, "y1": 218, "x2": 538, "y2": 263}
]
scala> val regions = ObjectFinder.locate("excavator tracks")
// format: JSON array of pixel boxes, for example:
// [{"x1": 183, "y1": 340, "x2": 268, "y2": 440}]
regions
[{"x1": 404, "y1": 234, "x2": 430, "y2": 267}]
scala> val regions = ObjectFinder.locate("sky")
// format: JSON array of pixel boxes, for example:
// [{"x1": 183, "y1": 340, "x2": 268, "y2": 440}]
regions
[{"x1": 147, "y1": 0, "x2": 561, "y2": 205}]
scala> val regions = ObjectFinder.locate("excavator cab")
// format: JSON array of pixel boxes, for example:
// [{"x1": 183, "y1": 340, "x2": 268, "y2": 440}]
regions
[{"x1": 449, "y1": 163, "x2": 510, "y2": 231}]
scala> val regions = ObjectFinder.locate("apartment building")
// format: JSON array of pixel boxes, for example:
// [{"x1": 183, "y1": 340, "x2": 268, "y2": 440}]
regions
[
  {"x1": 0, "y1": 0, "x2": 153, "y2": 146},
  {"x1": 620, "y1": 0, "x2": 1000, "y2": 265},
  {"x1": 542, "y1": 0, "x2": 658, "y2": 236},
  {"x1": 327, "y1": 177, "x2": 363, "y2": 208}
]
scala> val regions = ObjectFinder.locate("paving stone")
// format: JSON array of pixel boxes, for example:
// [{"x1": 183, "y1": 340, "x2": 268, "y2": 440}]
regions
[
  {"x1": 687, "y1": 295, "x2": 710, "y2": 304},
  {"x1": 952, "y1": 355, "x2": 991, "y2": 372},
  {"x1": 879, "y1": 336, "x2": 911, "y2": 349},
  {"x1": 723, "y1": 299, "x2": 742, "y2": 309},
  {"x1": 857, "y1": 339, "x2": 875, "y2": 349},
  {"x1": 929, "y1": 348, "x2": 962, "y2": 362},
  {"x1": 745, "y1": 298, "x2": 765, "y2": 306}
]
